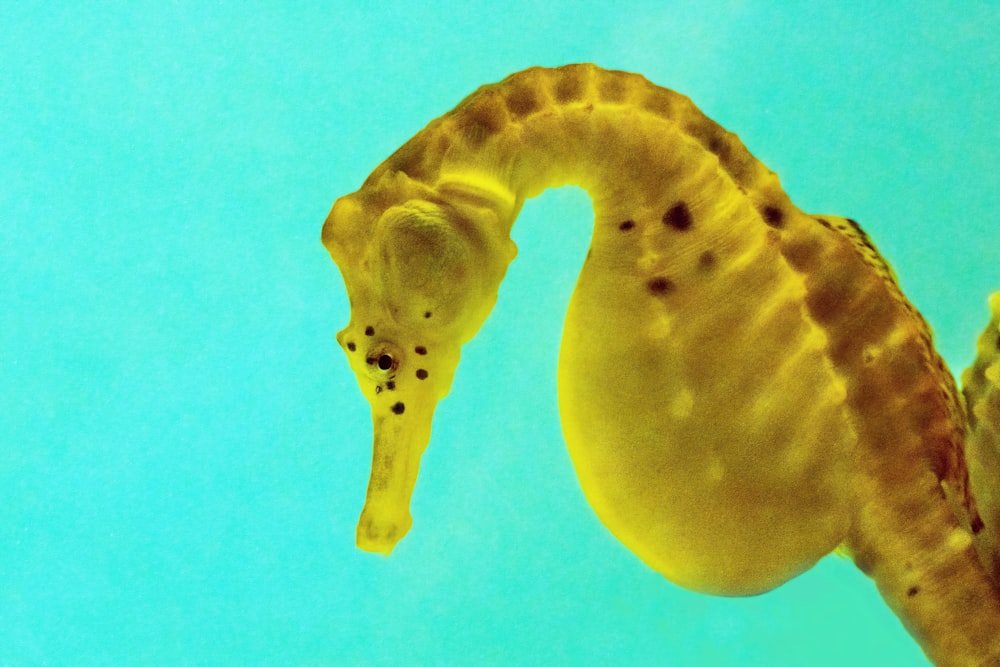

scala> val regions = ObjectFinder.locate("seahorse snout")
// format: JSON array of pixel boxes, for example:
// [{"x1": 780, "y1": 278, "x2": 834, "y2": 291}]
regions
[{"x1": 355, "y1": 402, "x2": 435, "y2": 555}]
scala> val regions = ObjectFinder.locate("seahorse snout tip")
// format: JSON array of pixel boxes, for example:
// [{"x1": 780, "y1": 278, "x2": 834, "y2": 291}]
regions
[{"x1": 356, "y1": 508, "x2": 412, "y2": 555}]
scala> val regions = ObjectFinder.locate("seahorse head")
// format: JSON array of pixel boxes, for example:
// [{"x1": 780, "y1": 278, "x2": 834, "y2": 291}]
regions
[{"x1": 322, "y1": 171, "x2": 517, "y2": 553}]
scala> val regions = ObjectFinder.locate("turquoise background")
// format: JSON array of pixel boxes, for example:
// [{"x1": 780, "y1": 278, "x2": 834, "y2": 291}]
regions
[{"x1": 3, "y1": 2, "x2": 998, "y2": 665}]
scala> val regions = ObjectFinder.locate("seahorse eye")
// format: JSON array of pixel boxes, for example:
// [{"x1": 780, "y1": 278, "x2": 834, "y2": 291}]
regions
[{"x1": 377, "y1": 354, "x2": 394, "y2": 371}]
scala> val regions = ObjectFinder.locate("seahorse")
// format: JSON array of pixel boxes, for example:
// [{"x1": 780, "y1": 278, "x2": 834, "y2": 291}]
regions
[{"x1": 321, "y1": 64, "x2": 1000, "y2": 666}]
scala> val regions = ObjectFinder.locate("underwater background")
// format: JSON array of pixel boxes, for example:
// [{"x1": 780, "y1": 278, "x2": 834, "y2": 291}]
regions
[{"x1": 3, "y1": 2, "x2": 999, "y2": 665}]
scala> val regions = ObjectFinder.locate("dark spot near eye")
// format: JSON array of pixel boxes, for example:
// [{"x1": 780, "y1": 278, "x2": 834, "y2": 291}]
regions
[
  {"x1": 972, "y1": 516, "x2": 985, "y2": 534},
  {"x1": 416, "y1": 369, "x2": 428, "y2": 380},
  {"x1": 698, "y1": 251, "x2": 716, "y2": 270},
  {"x1": 391, "y1": 402, "x2": 405, "y2": 415},
  {"x1": 663, "y1": 203, "x2": 692, "y2": 231},
  {"x1": 414, "y1": 346, "x2": 427, "y2": 355},
  {"x1": 907, "y1": 586, "x2": 920, "y2": 597},
  {"x1": 618, "y1": 220, "x2": 635, "y2": 231},
  {"x1": 377, "y1": 354, "x2": 393, "y2": 370},
  {"x1": 761, "y1": 206, "x2": 784, "y2": 228},
  {"x1": 424, "y1": 312, "x2": 432, "y2": 319},
  {"x1": 346, "y1": 342, "x2": 356, "y2": 352},
  {"x1": 375, "y1": 385, "x2": 382, "y2": 394},
  {"x1": 816, "y1": 217, "x2": 833, "y2": 230},
  {"x1": 364, "y1": 326, "x2": 375, "y2": 336},
  {"x1": 647, "y1": 277, "x2": 675, "y2": 295},
  {"x1": 386, "y1": 381, "x2": 395, "y2": 391}
]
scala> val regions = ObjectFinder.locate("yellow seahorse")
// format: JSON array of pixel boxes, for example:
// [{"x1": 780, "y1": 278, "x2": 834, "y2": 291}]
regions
[{"x1": 321, "y1": 64, "x2": 1000, "y2": 666}]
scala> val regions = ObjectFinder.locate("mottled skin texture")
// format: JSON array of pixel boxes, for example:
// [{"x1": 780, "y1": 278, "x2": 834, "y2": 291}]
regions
[{"x1": 322, "y1": 64, "x2": 1000, "y2": 665}]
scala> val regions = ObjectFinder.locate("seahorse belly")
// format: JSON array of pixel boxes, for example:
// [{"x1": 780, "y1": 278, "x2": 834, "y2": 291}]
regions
[{"x1": 557, "y1": 139, "x2": 854, "y2": 595}]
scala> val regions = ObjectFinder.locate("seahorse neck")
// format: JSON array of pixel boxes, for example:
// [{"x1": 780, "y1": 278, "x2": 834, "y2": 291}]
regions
[{"x1": 423, "y1": 65, "x2": 793, "y2": 226}]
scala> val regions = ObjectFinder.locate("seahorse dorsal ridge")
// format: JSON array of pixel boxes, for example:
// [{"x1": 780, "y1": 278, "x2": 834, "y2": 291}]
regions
[{"x1": 323, "y1": 63, "x2": 1000, "y2": 664}]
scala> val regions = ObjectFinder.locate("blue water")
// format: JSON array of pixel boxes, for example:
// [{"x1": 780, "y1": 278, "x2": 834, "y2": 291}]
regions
[{"x1": 3, "y1": 2, "x2": 998, "y2": 665}]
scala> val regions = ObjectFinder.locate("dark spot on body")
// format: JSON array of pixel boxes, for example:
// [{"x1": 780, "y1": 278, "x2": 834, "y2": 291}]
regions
[
  {"x1": 972, "y1": 516, "x2": 985, "y2": 534},
  {"x1": 375, "y1": 385, "x2": 382, "y2": 394},
  {"x1": 377, "y1": 354, "x2": 393, "y2": 370},
  {"x1": 816, "y1": 217, "x2": 833, "y2": 230},
  {"x1": 458, "y1": 93, "x2": 507, "y2": 145},
  {"x1": 386, "y1": 381, "x2": 395, "y2": 391},
  {"x1": 619, "y1": 220, "x2": 635, "y2": 231},
  {"x1": 647, "y1": 277, "x2": 675, "y2": 295},
  {"x1": 994, "y1": 334, "x2": 1000, "y2": 352},
  {"x1": 553, "y1": 66, "x2": 586, "y2": 102},
  {"x1": 416, "y1": 369, "x2": 428, "y2": 380},
  {"x1": 598, "y1": 73, "x2": 627, "y2": 103},
  {"x1": 424, "y1": 311, "x2": 432, "y2": 319},
  {"x1": 391, "y1": 402, "x2": 405, "y2": 415},
  {"x1": 415, "y1": 346, "x2": 427, "y2": 355},
  {"x1": 781, "y1": 237, "x2": 822, "y2": 272},
  {"x1": 663, "y1": 203, "x2": 692, "y2": 231},
  {"x1": 761, "y1": 206, "x2": 784, "y2": 228},
  {"x1": 907, "y1": 586, "x2": 920, "y2": 597},
  {"x1": 504, "y1": 85, "x2": 540, "y2": 117},
  {"x1": 346, "y1": 342, "x2": 356, "y2": 352},
  {"x1": 436, "y1": 133, "x2": 452, "y2": 154},
  {"x1": 698, "y1": 251, "x2": 716, "y2": 270},
  {"x1": 804, "y1": 288, "x2": 843, "y2": 324},
  {"x1": 364, "y1": 326, "x2": 375, "y2": 336},
  {"x1": 642, "y1": 88, "x2": 674, "y2": 116}
]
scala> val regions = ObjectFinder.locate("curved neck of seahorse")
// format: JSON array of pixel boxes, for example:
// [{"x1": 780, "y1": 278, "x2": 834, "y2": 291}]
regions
[{"x1": 371, "y1": 64, "x2": 792, "y2": 249}]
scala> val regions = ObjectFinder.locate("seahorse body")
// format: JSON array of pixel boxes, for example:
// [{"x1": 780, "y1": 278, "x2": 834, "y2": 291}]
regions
[{"x1": 322, "y1": 64, "x2": 1000, "y2": 665}]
